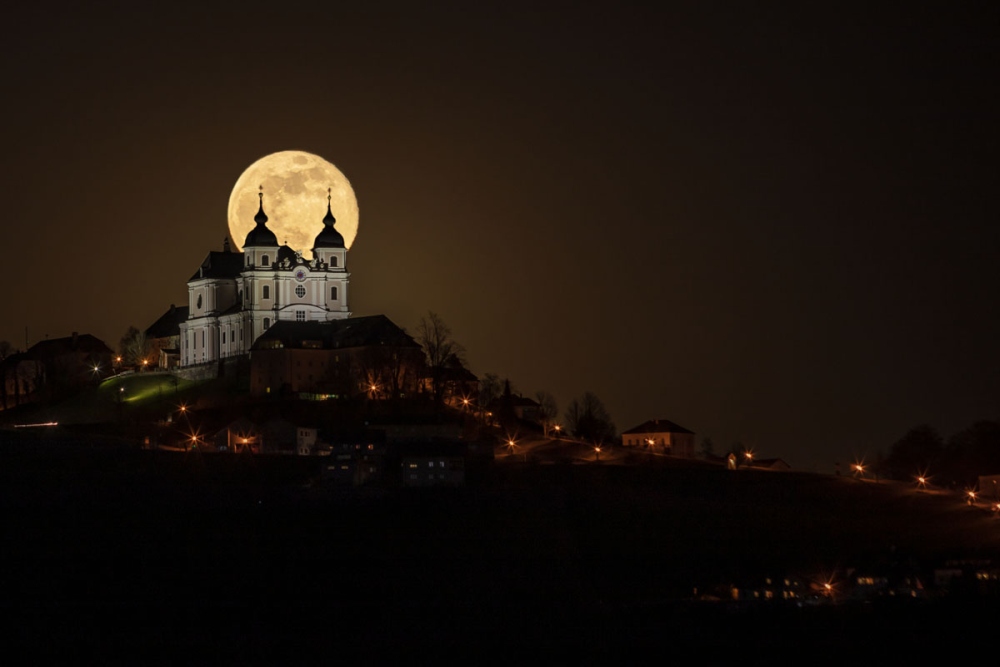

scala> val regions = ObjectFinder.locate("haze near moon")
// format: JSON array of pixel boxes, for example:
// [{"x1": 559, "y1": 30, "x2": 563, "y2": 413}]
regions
[{"x1": 228, "y1": 151, "x2": 359, "y2": 257}]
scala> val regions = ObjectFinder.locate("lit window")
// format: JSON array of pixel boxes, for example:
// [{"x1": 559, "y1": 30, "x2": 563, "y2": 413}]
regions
[
  {"x1": 262, "y1": 285, "x2": 270, "y2": 299},
  {"x1": 295, "y1": 285, "x2": 306, "y2": 298},
  {"x1": 331, "y1": 286, "x2": 338, "y2": 300}
]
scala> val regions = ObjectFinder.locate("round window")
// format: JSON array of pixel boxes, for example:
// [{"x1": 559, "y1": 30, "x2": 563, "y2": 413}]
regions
[{"x1": 295, "y1": 286, "x2": 306, "y2": 298}]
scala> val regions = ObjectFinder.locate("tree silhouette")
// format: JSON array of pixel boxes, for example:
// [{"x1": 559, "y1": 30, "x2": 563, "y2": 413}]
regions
[
  {"x1": 535, "y1": 390, "x2": 558, "y2": 436},
  {"x1": 565, "y1": 391, "x2": 615, "y2": 444},
  {"x1": 416, "y1": 311, "x2": 465, "y2": 405}
]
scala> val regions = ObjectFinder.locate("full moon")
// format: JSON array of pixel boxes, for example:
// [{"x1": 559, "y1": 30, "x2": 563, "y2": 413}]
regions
[{"x1": 228, "y1": 151, "x2": 359, "y2": 257}]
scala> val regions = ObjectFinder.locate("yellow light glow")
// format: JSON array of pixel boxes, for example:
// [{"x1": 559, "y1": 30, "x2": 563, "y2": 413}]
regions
[{"x1": 228, "y1": 151, "x2": 359, "y2": 257}]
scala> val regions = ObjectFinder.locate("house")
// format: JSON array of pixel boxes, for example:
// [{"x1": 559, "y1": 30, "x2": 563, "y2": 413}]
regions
[
  {"x1": 249, "y1": 316, "x2": 424, "y2": 398},
  {"x1": 145, "y1": 304, "x2": 189, "y2": 369},
  {"x1": 400, "y1": 442, "x2": 467, "y2": 487},
  {"x1": 0, "y1": 333, "x2": 112, "y2": 407},
  {"x1": 748, "y1": 457, "x2": 791, "y2": 471},
  {"x1": 621, "y1": 418, "x2": 696, "y2": 457}
]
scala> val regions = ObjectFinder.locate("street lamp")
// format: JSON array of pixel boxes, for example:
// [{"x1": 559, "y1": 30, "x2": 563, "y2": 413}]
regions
[{"x1": 595, "y1": 446, "x2": 601, "y2": 461}]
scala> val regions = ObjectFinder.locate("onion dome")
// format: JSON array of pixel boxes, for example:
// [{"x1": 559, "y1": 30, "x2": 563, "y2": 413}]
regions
[
  {"x1": 243, "y1": 186, "x2": 278, "y2": 247},
  {"x1": 311, "y1": 188, "x2": 345, "y2": 249}
]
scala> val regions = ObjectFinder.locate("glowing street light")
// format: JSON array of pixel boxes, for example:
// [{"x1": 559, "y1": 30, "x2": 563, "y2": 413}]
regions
[
  {"x1": 852, "y1": 461, "x2": 866, "y2": 478},
  {"x1": 595, "y1": 446, "x2": 601, "y2": 461}
]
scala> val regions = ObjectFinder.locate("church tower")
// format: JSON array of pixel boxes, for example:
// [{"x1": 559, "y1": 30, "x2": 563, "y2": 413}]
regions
[
  {"x1": 307, "y1": 188, "x2": 350, "y2": 321},
  {"x1": 241, "y1": 186, "x2": 281, "y2": 342}
]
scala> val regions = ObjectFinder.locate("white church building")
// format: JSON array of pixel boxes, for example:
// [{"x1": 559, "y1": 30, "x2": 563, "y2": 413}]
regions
[{"x1": 178, "y1": 189, "x2": 350, "y2": 367}]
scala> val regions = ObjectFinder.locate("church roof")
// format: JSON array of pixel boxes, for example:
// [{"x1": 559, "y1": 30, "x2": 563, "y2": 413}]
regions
[
  {"x1": 145, "y1": 304, "x2": 190, "y2": 338},
  {"x1": 243, "y1": 195, "x2": 279, "y2": 247},
  {"x1": 252, "y1": 316, "x2": 420, "y2": 351},
  {"x1": 312, "y1": 199, "x2": 345, "y2": 249},
  {"x1": 24, "y1": 333, "x2": 113, "y2": 360},
  {"x1": 621, "y1": 419, "x2": 694, "y2": 435},
  {"x1": 189, "y1": 251, "x2": 245, "y2": 281}
]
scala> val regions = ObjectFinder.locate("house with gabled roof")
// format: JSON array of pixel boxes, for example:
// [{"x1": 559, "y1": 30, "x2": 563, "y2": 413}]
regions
[{"x1": 621, "y1": 418, "x2": 696, "y2": 457}]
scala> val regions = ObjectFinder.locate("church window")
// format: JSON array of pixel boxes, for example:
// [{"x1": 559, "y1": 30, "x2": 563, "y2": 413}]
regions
[
  {"x1": 295, "y1": 286, "x2": 306, "y2": 298},
  {"x1": 263, "y1": 317, "x2": 271, "y2": 330},
  {"x1": 196, "y1": 294, "x2": 202, "y2": 309},
  {"x1": 262, "y1": 255, "x2": 270, "y2": 267},
  {"x1": 296, "y1": 310, "x2": 306, "y2": 321},
  {"x1": 331, "y1": 286, "x2": 338, "y2": 300},
  {"x1": 201, "y1": 331, "x2": 205, "y2": 347},
  {"x1": 222, "y1": 331, "x2": 226, "y2": 344},
  {"x1": 330, "y1": 256, "x2": 338, "y2": 267},
  {"x1": 263, "y1": 285, "x2": 270, "y2": 299}
]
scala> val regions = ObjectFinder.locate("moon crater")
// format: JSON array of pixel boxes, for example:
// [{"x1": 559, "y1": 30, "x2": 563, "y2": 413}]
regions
[{"x1": 227, "y1": 151, "x2": 359, "y2": 257}]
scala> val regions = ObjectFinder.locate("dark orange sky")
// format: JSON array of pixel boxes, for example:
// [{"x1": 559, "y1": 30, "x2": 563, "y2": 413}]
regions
[{"x1": 2, "y1": 2, "x2": 997, "y2": 470}]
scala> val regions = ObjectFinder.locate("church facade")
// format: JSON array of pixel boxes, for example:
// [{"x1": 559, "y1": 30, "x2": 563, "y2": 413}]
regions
[{"x1": 179, "y1": 189, "x2": 350, "y2": 367}]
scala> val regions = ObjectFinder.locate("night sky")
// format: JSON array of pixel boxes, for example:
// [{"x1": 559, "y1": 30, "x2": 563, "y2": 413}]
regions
[{"x1": 2, "y1": 2, "x2": 997, "y2": 470}]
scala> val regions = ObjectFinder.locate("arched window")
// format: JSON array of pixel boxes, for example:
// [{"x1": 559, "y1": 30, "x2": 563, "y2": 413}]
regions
[
  {"x1": 262, "y1": 255, "x2": 270, "y2": 267},
  {"x1": 330, "y1": 256, "x2": 338, "y2": 267},
  {"x1": 331, "y1": 286, "x2": 338, "y2": 300},
  {"x1": 196, "y1": 294, "x2": 202, "y2": 309},
  {"x1": 263, "y1": 317, "x2": 271, "y2": 330},
  {"x1": 262, "y1": 285, "x2": 270, "y2": 299}
]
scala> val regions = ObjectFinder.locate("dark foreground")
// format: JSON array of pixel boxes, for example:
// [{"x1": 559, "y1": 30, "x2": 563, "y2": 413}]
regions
[{"x1": 2, "y1": 439, "x2": 998, "y2": 662}]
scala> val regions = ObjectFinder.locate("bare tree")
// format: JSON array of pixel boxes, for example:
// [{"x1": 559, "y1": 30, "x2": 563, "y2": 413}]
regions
[
  {"x1": 119, "y1": 326, "x2": 150, "y2": 367},
  {"x1": 565, "y1": 391, "x2": 616, "y2": 445},
  {"x1": 416, "y1": 312, "x2": 465, "y2": 405},
  {"x1": 535, "y1": 390, "x2": 558, "y2": 437}
]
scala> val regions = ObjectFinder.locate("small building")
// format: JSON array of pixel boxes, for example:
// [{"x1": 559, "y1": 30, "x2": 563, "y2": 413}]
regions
[
  {"x1": 748, "y1": 457, "x2": 791, "y2": 471},
  {"x1": 400, "y1": 442, "x2": 467, "y2": 487},
  {"x1": 145, "y1": 304, "x2": 189, "y2": 369},
  {"x1": 621, "y1": 419, "x2": 696, "y2": 457},
  {"x1": 250, "y1": 316, "x2": 424, "y2": 398},
  {"x1": 1, "y1": 333, "x2": 113, "y2": 406}
]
